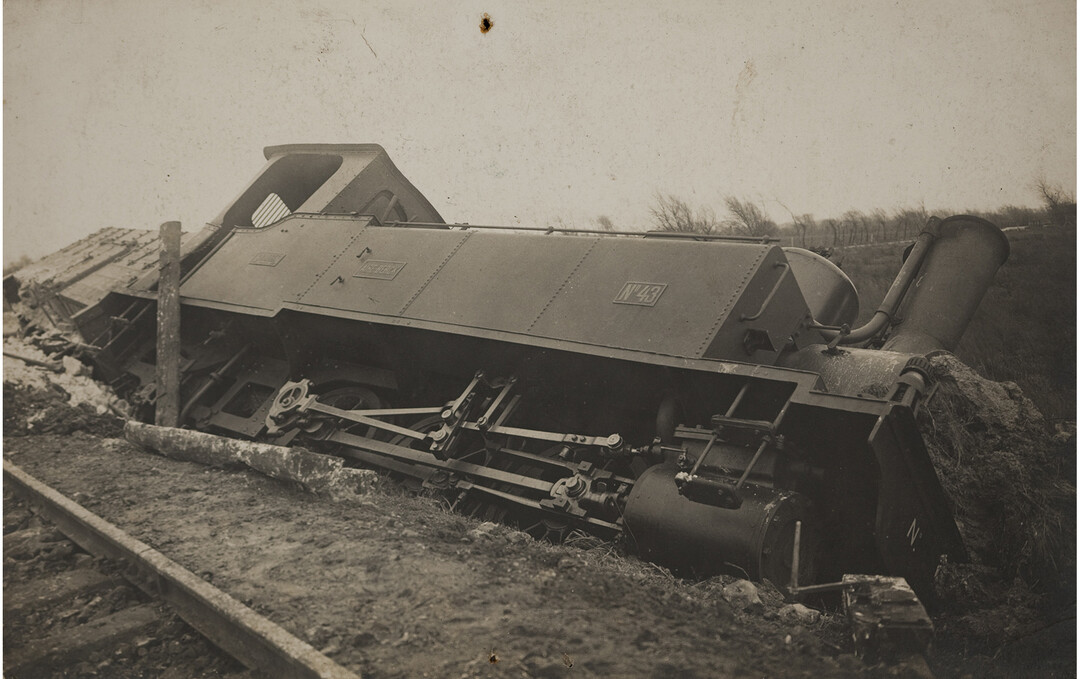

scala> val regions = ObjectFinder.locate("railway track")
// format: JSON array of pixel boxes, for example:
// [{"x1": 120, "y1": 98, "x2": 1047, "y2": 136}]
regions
[
  {"x1": 3, "y1": 495, "x2": 243, "y2": 678},
  {"x1": 3, "y1": 460, "x2": 360, "y2": 679}
]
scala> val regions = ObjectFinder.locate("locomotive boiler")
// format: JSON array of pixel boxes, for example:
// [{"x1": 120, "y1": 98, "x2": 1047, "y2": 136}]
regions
[{"x1": 75, "y1": 144, "x2": 1009, "y2": 599}]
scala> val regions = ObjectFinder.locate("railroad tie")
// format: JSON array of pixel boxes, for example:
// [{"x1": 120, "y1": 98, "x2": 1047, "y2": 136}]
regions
[
  {"x1": 4, "y1": 568, "x2": 121, "y2": 617},
  {"x1": 5, "y1": 603, "x2": 161, "y2": 676}
]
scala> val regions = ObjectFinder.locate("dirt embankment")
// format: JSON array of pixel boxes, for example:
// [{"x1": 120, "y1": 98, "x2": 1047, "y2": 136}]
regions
[{"x1": 923, "y1": 354, "x2": 1075, "y2": 675}]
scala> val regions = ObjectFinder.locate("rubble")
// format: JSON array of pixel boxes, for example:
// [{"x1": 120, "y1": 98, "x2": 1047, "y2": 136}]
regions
[
  {"x1": 3, "y1": 336, "x2": 129, "y2": 438},
  {"x1": 4, "y1": 338, "x2": 128, "y2": 417},
  {"x1": 465, "y1": 522, "x2": 499, "y2": 542},
  {"x1": 780, "y1": 603, "x2": 822, "y2": 625},
  {"x1": 722, "y1": 579, "x2": 763, "y2": 611}
]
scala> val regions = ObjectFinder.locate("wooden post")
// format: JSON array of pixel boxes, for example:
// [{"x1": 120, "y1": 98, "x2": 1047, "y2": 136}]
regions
[{"x1": 155, "y1": 221, "x2": 182, "y2": 427}]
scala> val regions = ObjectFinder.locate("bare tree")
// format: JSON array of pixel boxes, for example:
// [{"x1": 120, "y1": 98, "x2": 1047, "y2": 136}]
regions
[
  {"x1": 841, "y1": 210, "x2": 865, "y2": 245},
  {"x1": 723, "y1": 196, "x2": 778, "y2": 237},
  {"x1": 776, "y1": 199, "x2": 815, "y2": 248},
  {"x1": 997, "y1": 204, "x2": 1041, "y2": 228},
  {"x1": 821, "y1": 217, "x2": 840, "y2": 247},
  {"x1": 1034, "y1": 177, "x2": 1076, "y2": 228},
  {"x1": 793, "y1": 213, "x2": 816, "y2": 248},
  {"x1": 595, "y1": 215, "x2": 615, "y2": 232},
  {"x1": 649, "y1": 193, "x2": 720, "y2": 234},
  {"x1": 871, "y1": 208, "x2": 890, "y2": 241},
  {"x1": 893, "y1": 205, "x2": 928, "y2": 240},
  {"x1": 858, "y1": 211, "x2": 874, "y2": 243},
  {"x1": 696, "y1": 205, "x2": 721, "y2": 233}
]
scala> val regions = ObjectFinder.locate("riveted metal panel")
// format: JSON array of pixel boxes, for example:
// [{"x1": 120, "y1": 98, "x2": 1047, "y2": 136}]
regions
[
  {"x1": 180, "y1": 216, "x2": 372, "y2": 313},
  {"x1": 527, "y1": 238, "x2": 775, "y2": 358},
  {"x1": 297, "y1": 226, "x2": 472, "y2": 318},
  {"x1": 701, "y1": 246, "x2": 813, "y2": 362},
  {"x1": 280, "y1": 226, "x2": 814, "y2": 363},
  {"x1": 403, "y1": 230, "x2": 593, "y2": 332}
]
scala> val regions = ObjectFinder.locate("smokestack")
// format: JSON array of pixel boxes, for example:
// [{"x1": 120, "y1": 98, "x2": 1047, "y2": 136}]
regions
[{"x1": 882, "y1": 216, "x2": 1009, "y2": 354}]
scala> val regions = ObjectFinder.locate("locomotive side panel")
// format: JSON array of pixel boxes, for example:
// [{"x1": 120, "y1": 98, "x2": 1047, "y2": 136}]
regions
[
  {"x1": 180, "y1": 216, "x2": 376, "y2": 314},
  {"x1": 184, "y1": 215, "x2": 824, "y2": 367}
]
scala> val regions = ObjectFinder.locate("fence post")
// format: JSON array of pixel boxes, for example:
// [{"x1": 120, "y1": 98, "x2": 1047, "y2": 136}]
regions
[{"x1": 155, "y1": 221, "x2": 182, "y2": 427}]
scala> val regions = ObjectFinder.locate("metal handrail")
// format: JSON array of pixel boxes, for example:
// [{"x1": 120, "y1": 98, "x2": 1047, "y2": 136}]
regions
[{"x1": 384, "y1": 221, "x2": 778, "y2": 243}]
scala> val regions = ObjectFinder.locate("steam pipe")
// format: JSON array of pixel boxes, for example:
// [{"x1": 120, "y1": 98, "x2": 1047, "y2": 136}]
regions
[{"x1": 817, "y1": 218, "x2": 942, "y2": 345}]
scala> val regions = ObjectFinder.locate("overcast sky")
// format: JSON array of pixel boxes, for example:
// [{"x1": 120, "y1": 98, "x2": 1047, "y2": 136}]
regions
[{"x1": 4, "y1": 0, "x2": 1075, "y2": 263}]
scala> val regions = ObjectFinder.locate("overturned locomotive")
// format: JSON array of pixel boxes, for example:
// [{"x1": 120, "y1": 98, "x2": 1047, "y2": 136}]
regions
[{"x1": 49, "y1": 145, "x2": 1010, "y2": 599}]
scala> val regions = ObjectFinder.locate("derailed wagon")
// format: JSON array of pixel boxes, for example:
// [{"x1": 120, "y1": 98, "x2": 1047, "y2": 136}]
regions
[{"x1": 20, "y1": 144, "x2": 1010, "y2": 601}]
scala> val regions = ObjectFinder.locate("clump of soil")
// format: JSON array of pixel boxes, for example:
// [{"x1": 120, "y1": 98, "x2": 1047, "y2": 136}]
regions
[
  {"x1": 4, "y1": 337, "x2": 127, "y2": 438},
  {"x1": 4, "y1": 383, "x2": 124, "y2": 438},
  {"x1": 922, "y1": 354, "x2": 1075, "y2": 670}
]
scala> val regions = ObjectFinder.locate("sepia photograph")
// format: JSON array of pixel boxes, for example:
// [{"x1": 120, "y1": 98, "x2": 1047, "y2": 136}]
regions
[{"x1": 3, "y1": 1, "x2": 1076, "y2": 677}]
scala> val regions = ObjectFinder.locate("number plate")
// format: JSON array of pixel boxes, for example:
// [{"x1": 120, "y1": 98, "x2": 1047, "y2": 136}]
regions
[
  {"x1": 353, "y1": 259, "x2": 407, "y2": 280},
  {"x1": 249, "y1": 252, "x2": 285, "y2": 267},
  {"x1": 613, "y1": 281, "x2": 667, "y2": 307}
]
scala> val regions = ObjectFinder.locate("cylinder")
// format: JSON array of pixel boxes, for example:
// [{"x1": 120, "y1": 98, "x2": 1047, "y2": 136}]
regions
[
  {"x1": 783, "y1": 247, "x2": 860, "y2": 327},
  {"x1": 623, "y1": 464, "x2": 814, "y2": 585},
  {"x1": 882, "y1": 216, "x2": 1009, "y2": 354}
]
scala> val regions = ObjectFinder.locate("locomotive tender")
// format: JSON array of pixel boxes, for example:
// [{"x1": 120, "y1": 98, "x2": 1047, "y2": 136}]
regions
[{"x1": 81, "y1": 144, "x2": 1009, "y2": 599}]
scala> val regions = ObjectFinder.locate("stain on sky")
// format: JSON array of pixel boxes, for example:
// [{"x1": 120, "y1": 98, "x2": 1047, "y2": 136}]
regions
[{"x1": 731, "y1": 59, "x2": 758, "y2": 132}]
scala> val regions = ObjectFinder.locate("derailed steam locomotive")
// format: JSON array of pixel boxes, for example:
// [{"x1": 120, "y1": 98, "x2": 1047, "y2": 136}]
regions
[{"x1": 73, "y1": 145, "x2": 1009, "y2": 599}]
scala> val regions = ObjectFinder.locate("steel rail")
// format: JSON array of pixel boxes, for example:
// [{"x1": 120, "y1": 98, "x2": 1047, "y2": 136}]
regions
[{"x1": 3, "y1": 460, "x2": 361, "y2": 679}]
